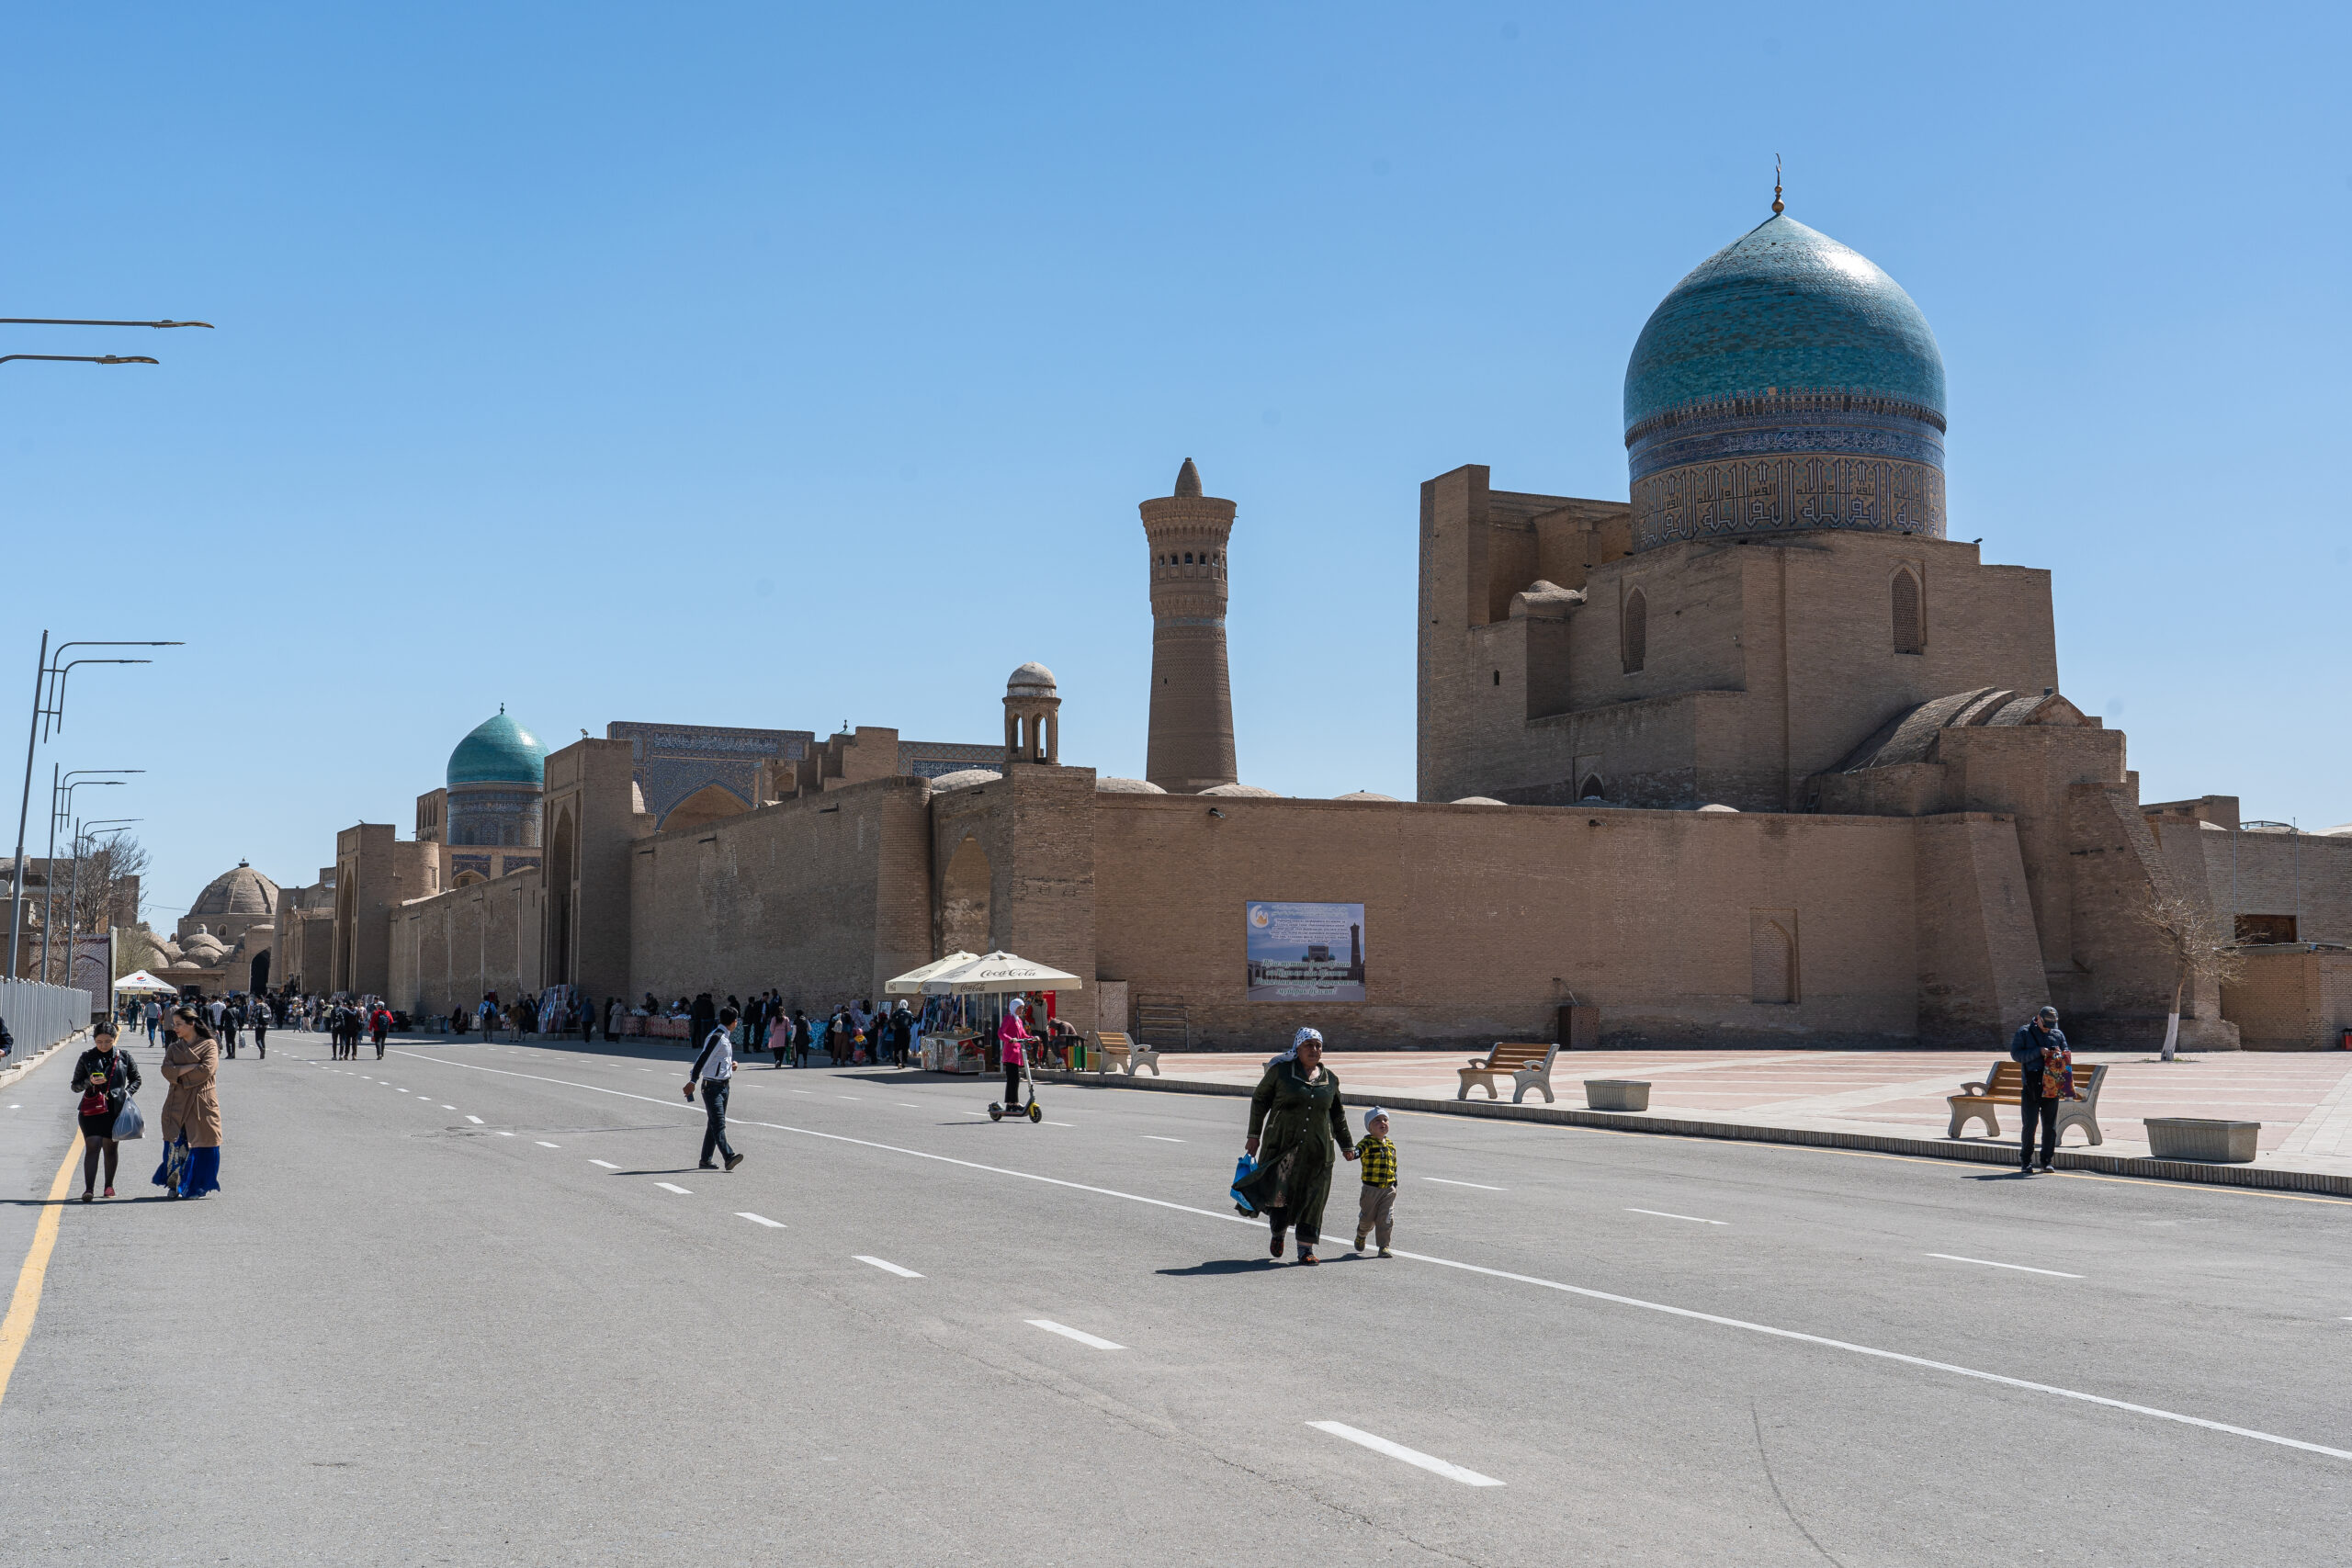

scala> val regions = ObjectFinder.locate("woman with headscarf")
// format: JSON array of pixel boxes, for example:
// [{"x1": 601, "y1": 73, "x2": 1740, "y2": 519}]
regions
[
  {"x1": 997, "y1": 998, "x2": 1035, "y2": 1108},
  {"x1": 154, "y1": 1004, "x2": 224, "y2": 1199},
  {"x1": 1234, "y1": 1027, "x2": 1357, "y2": 1265}
]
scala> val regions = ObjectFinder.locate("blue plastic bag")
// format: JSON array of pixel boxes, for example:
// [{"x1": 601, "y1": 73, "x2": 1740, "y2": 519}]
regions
[{"x1": 1230, "y1": 1153, "x2": 1258, "y2": 1217}]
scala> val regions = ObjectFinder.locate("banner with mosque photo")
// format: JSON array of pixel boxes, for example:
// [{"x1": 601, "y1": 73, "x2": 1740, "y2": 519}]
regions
[{"x1": 1245, "y1": 901, "x2": 1366, "y2": 1002}]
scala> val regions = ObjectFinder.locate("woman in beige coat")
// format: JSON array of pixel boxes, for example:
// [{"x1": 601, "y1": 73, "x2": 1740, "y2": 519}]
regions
[{"x1": 153, "y1": 1005, "x2": 223, "y2": 1199}]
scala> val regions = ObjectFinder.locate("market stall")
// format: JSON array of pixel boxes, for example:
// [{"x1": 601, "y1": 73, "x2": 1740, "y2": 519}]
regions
[{"x1": 909, "y1": 950, "x2": 1082, "y2": 1074}]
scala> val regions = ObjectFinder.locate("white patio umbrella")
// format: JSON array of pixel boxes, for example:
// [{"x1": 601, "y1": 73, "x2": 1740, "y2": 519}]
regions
[
  {"x1": 113, "y1": 970, "x2": 182, "y2": 995},
  {"x1": 920, "y1": 951, "x2": 1084, "y2": 996},
  {"x1": 883, "y1": 951, "x2": 980, "y2": 995}
]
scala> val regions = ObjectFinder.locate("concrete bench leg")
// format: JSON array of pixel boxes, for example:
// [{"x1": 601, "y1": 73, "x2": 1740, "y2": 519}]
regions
[
  {"x1": 1947, "y1": 1101, "x2": 1999, "y2": 1140},
  {"x1": 1511, "y1": 1073, "x2": 1555, "y2": 1105},
  {"x1": 2058, "y1": 1107, "x2": 2102, "y2": 1146},
  {"x1": 1458, "y1": 1075, "x2": 1499, "y2": 1100}
]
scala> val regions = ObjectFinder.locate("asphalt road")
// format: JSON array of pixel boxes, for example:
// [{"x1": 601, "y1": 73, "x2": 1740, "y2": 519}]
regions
[{"x1": 3, "y1": 1032, "x2": 2348, "y2": 1565}]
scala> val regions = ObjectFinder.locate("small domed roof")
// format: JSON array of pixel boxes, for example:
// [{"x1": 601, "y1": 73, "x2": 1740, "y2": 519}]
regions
[
  {"x1": 1450, "y1": 795, "x2": 1507, "y2": 806},
  {"x1": 1095, "y1": 777, "x2": 1167, "y2": 794},
  {"x1": 1624, "y1": 213, "x2": 1944, "y2": 434},
  {"x1": 929, "y1": 768, "x2": 1003, "y2": 792},
  {"x1": 1333, "y1": 790, "x2": 1400, "y2": 803},
  {"x1": 190, "y1": 862, "x2": 277, "y2": 918},
  {"x1": 1006, "y1": 663, "x2": 1057, "y2": 698},
  {"x1": 447, "y1": 707, "x2": 547, "y2": 787},
  {"x1": 182, "y1": 924, "x2": 227, "y2": 952},
  {"x1": 1200, "y1": 783, "x2": 1279, "y2": 798}
]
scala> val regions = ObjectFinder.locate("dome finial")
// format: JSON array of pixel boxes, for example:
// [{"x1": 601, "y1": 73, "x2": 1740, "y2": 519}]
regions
[
  {"x1": 1173, "y1": 457, "x2": 1202, "y2": 498},
  {"x1": 1771, "y1": 152, "x2": 1784, "y2": 216}
]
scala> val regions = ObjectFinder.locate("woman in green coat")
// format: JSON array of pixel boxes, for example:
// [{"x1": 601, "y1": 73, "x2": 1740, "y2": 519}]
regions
[{"x1": 1236, "y1": 1028, "x2": 1357, "y2": 1265}]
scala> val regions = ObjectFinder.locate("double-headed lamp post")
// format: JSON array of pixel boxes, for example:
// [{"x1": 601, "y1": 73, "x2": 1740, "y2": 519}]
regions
[
  {"x1": 65, "y1": 818, "x2": 141, "y2": 998},
  {"x1": 6, "y1": 638, "x2": 178, "y2": 978},
  {"x1": 43, "y1": 770, "x2": 140, "y2": 980}
]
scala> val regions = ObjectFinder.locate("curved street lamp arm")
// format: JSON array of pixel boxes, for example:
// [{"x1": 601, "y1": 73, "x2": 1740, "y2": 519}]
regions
[
  {"x1": 0, "y1": 354, "x2": 159, "y2": 367},
  {"x1": 0, "y1": 319, "x2": 210, "y2": 329}
]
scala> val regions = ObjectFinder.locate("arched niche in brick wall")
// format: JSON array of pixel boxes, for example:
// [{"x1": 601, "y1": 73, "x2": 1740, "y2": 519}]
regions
[{"x1": 941, "y1": 834, "x2": 992, "y2": 956}]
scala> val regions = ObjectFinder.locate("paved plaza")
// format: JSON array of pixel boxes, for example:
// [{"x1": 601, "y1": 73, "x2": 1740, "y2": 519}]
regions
[{"x1": 5, "y1": 1032, "x2": 2350, "y2": 1564}]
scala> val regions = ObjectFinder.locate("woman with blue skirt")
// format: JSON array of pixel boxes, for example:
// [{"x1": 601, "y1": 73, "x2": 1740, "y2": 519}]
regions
[{"x1": 154, "y1": 1005, "x2": 223, "y2": 1199}]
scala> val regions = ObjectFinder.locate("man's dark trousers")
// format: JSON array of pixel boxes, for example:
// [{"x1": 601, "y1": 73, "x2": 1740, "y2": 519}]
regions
[
  {"x1": 2019, "y1": 1085, "x2": 2058, "y2": 1168},
  {"x1": 699, "y1": 1079, "x2": 737, "y2": 1166}
]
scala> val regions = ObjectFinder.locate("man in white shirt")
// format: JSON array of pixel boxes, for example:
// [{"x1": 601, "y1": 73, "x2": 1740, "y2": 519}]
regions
[{"x1": 684, "y1": 1005, "x2": 745, "y2": 1171}]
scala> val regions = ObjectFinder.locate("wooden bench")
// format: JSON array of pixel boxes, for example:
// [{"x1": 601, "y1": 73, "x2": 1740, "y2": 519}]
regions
[
  {"x1": 1458, "y1": 1042, "x2": 1561, "y2": 1104},
  {"x1": 1947, "y1": 1060, "x2": 2108, "y2": 1145},
  {"x1": 1091, "y1": 1031, "x2": 1162, "y2": 1077}
]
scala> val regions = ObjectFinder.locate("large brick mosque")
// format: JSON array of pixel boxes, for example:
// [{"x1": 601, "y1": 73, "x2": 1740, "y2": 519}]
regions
[{"x1": 255, "y1": 200, "x2": 2349, "y2": 1052}]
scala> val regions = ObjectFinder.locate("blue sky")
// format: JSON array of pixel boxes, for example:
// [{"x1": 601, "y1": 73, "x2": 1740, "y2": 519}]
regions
[{"x1": 6, "y1": 2, "x2": 2347, "y2": 921}]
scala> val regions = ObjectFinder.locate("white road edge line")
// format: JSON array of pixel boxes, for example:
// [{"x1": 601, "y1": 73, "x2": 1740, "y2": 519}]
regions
[
  {"x1": 736, "y1": 1213, "x2": 786, "y2": 1228},
  {"x1": 655, "y1": 1181, "x2": 692, "y2": 1194},
  {"x1": 1927, "y1": 1253, "x2": 2083, "y2": 1279},
  {"x1": 854, "y1": 1256, "x2": 922, "y2": 1279},
  {"x1": 387, "y1": 1046, "x2": 2352, "y2": 1465},
  {"x1": 1307, "y1": 1422, "x2": 1502, "y2": 1486},
  {"x1": 1627, "y1": 1207, "x2": 1728, "y2": 1224},
  {"x1": 1027, "y1": 1319, "x2": 1125, "y2": 1350},
  {"x1": 1425, "y1": 1178, "x2": 1506, "y2": 1190}
]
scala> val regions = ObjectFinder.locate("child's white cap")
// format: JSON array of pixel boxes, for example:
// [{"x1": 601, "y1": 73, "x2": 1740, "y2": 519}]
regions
[{"x1": 1363, "y1": 1106, "x2": 1388, "y2": 1129}]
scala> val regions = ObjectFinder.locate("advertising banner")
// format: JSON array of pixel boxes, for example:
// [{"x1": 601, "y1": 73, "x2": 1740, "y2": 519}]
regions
[
  {"x1": 1245, "y1": 901, "x2": 1366, "y2": 1002},
  {"x1": 71, "y1": 931, "x2": 115, "y2": 1016}
]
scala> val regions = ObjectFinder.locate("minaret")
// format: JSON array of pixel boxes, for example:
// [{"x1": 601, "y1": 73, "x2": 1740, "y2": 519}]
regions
[{"x1": 1139, "y1": 458, "x2": 1238, "y2": 793}]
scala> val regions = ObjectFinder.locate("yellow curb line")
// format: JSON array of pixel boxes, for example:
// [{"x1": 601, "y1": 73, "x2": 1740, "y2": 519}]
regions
[{"x1": 0, "y1": 1137, "x2": 85, "y2": 1406}]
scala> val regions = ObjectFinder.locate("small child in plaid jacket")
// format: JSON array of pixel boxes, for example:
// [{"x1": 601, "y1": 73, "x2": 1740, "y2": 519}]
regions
[{"x1": 1354, "y1": 1107, "x2": 1398, "y2": 1257}]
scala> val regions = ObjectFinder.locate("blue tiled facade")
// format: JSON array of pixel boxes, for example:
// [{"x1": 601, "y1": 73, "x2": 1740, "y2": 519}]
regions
[
  {"x1": 607, "y1": 721, "x2": 814, "y2": 827},
  {"x1": 1624, "y1": 214, "x2": 1948, "y2": 551}
]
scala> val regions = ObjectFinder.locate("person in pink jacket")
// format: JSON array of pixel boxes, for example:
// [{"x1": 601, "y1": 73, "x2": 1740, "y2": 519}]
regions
[{"x1": 997, "y1": 998, "x2": 1034, "y2": 1108}]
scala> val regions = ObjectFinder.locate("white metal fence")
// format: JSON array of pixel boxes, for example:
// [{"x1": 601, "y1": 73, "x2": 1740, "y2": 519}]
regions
[{"x1": 0, "y1": 978, "x2": 92, "y2": 1060}]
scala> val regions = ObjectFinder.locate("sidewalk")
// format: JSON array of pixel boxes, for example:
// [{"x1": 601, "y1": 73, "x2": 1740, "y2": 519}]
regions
[{"x1": 1046, "y1": 1047, "x2": 2352, "y2": 1198}]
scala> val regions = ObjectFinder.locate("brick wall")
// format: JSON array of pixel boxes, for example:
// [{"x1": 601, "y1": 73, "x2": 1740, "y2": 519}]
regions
[
  {"x1": 390, "y1": 869, "x2": 547, "y2": 1020},
  {"x1": 1091, "y1": 792, "x2": 1925, "y2": 1051},
  {"x1": 627, "y1": 774, "x2": 931, "y2": 1010}
]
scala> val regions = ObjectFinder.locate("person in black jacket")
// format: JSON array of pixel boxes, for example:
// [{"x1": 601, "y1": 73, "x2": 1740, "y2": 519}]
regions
[
  {"x1": 73, "y1": 1022, "x2": 142, "y2": 1201},
  {"x1": 2008, "y1": 1006, "x2": 2067, "y2": 1174},
  {"x1": 688, "y1": 992, "x2": 716, "y2": 1055}
]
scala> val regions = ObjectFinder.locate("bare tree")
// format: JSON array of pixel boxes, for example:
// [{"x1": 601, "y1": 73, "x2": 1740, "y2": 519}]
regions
[
  {"x1": 67, "y1": 832, "x2": 150, "y2": 939},
  {"x1": 2140, "y1": 884, "x2": 2245, "y2": 1061}
]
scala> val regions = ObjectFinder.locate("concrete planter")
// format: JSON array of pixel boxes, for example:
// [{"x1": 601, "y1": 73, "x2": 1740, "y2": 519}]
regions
[
  {"x1": 2143, "y1": 1118, "x2": 2260, "y2": 1163},
  {"x1": 1586, "y1": 1079, "x2": 1651, "y2": 1112}
]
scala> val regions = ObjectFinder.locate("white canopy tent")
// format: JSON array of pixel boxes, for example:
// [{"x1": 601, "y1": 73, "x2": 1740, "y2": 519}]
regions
[
  {"x1": 882, "y1": 951, "x2": 980, "y2": 996},
  {"x1": 113, "y1": 970, "x2": 183, "y2": 995},
  {"x1": 920, "y1": 951, "x2": 1084, "y2": 996}
]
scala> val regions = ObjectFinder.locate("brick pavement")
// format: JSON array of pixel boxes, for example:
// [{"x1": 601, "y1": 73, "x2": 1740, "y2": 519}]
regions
[{"x1": 1124, "y1": 1047, "x2": 2352, "y2": 1177}]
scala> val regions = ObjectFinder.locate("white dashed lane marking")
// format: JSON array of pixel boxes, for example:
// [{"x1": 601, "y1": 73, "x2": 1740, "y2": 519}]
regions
[
  {"x1": 1927, "y1": 1253, "x2": 2082, "y2": 1279},
  {"x1": 465, "y1": 1115, "x2": 484, "y2": 1125},
  {"x1": 1027, "y1": 1319, "x2": 1124, "y2": 1350},
  {"x1": 1142, "y1": 1135, "x2": 1186, "y2": 1144},
  {"x1": 737, "y1": 1213, "x2": 786, "y2": 1228},
  {"x1": 1627, "y1": 1208, "x2": 1726, "y2": 1225},
  {"x1": 536, "y1": 1141, "x2": 561, "y2": 1148},
  {"x1": 1308, "y1": 1422, "x2": 1504, "y2": 1487},
  {"x1": 854, "y1": 1256, "x2": 922, "y2": 1279},
  {"x1": 655, "y1": 1182, "x2": 693, "y2": 1195},
  {"x1": 589, "y1": 1159, "x2": 619, "y2": 1169},
  {"x1": 1425, "y1": 1178, "x2": 1506, "y2": 1191}
]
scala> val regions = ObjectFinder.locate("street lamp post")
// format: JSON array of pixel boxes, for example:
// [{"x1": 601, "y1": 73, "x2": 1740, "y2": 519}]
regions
[
  {"x1": 42, "y1": 770, "x2": 141, "y2": 981},
  {"x1": 66, "y1": 818, "x2": 141, "y2": 1006},
  {"x1": 6, "y1": 636, "x2": 178, "y2": 978}
]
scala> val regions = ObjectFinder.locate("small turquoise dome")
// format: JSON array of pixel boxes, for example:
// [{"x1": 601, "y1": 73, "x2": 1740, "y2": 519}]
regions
[
  {"x1": 447, "y1": 707, "x2": 546, "y2": 787},
  {"x1": 1624, "y1": 214, "x2": 1944, "y2": 434}
]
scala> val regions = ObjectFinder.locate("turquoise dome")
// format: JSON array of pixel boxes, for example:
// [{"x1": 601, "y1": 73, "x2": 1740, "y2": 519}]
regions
[
  {"x1": 1623, "y1": 214, "x2": 1944, "y2": 434},
  {"x1": 447, "y1": 708, "x2": 546, "y2": 787}
]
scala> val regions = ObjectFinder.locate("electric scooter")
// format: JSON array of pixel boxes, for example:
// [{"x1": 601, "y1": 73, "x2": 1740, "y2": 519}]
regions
[{"x1": 988, "y1": 1052, "x2": 1044, "y2": 1123}]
